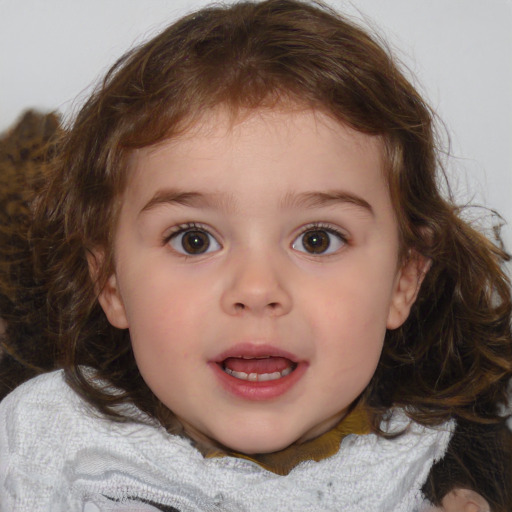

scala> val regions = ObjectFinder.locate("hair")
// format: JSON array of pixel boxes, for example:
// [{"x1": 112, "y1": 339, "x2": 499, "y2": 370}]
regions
[{"x1": 5, "y1": 0, "x2": 511, "y2": 504}]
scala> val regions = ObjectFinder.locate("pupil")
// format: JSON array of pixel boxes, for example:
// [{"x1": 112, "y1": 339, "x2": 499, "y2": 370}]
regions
[
  {"x1": 303, "y1": 230, "x2": 329, "y2": 253},
  {"x1": 183, "y1": 231, "x2": 209, "y2": 254}
]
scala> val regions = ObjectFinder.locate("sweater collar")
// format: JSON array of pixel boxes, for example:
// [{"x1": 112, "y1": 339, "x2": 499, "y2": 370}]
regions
[{"x1": 200, "y1": 403, "x2": 370, "y2": 475}]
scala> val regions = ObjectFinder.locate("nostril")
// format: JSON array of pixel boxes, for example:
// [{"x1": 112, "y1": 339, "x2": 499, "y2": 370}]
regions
[{"x1": 235, "y1": 302, "x2": 280, "y2": 311}]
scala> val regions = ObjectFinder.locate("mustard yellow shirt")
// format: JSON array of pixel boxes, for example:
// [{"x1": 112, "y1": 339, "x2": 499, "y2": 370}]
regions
[{"x1": 203, "y1": 404, "x2": 370, "y2": 475}]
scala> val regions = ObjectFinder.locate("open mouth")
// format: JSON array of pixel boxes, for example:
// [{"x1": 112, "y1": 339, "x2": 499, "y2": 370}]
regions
[
  {"x1": 220, "y1": 356, "x2": 298, "y2": 383},
  {"x1": 211, "y1": 345, "x2": 305, "y2": 400}
]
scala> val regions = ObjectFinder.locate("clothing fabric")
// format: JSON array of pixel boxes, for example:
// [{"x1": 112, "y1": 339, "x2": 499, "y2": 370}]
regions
[
  {"x1": 202, "y1": 401, "x2": 371, "y2": 476},
  {"x1": 0, "y1": 371, "x2": 453, "y2": 512}
]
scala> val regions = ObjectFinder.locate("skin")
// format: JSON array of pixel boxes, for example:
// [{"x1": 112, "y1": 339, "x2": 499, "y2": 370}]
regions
[
  {"x1": 429, "y1": 489, "x2": 490, "y2": 512},
  {"x1": 97, "y1": 107, "x2": 426, "y2": 454}
]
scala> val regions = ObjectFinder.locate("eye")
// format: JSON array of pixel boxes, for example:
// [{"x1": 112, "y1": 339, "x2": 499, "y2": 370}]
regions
[
  {"x1": 292, "y1": 226, "x2": 346, "y2": 255},
  {"x1": 167, "y1": 227, "x2": 221, "y2": 255}
]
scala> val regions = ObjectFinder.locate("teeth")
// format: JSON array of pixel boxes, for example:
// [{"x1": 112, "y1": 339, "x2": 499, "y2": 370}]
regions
[
  {"x1": 281, "y1": 366, "x2": 293, "y2": 377},
  {"x1": 223, "y1": 367, "x2": 293, "y2": 382},
  {"x1": 258, "y1": 371, "x2": 283, "y2": 382}
]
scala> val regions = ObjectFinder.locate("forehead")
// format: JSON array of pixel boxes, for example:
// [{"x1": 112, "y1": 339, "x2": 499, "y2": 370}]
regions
[
  {"x1": 124, "y1": 107, "x2": 387, "y2": 200},
  {"x1": 122, "y1": 108, "x2": 390, "y2": 224}
]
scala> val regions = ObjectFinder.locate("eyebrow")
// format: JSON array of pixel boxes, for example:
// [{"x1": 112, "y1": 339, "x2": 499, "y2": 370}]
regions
[
  {"x1": 280, "y1": 190, "x2": 374, "y2": 216},
  {"x1": 140, "y1": 189, "x2": 235, "y2": 215},
  {"x1": 139, "y1": 188, "x2": 374, "y2": 216}
]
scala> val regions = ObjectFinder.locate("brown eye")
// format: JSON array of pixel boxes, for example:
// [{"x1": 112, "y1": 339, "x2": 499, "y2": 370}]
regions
[
  {"x1": 303, "y1": 230, "x2": 330, "y2": 253},
  {"x1": 169, "y1": 229, "x2": 221, "y2": 255},
  {"x1": 182, "y1": 231, "x2": 210, "y2": 254},
  {"x1": 292, "y1": 228, "x2": 345, "y2": 255}
]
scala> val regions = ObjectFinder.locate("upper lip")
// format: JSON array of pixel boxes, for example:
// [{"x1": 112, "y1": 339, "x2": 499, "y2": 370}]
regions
[{"x1": 212, "y1": 343, "x2": 300, "y2": 364}]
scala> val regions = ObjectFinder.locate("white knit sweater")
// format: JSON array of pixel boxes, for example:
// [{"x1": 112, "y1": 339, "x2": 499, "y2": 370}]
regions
[{"x1": 0, "y1": 371, "x2": 452, "y2": 512}]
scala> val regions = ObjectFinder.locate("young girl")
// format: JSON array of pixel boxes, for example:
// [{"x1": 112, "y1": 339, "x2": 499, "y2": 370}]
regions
[{"x1": 1, "y1": 0, "x2": 511, "y2": 510}]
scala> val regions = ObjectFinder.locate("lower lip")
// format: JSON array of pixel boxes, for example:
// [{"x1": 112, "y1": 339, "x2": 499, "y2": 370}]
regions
[{"x1": 209, "y1": 361, "x2": 307, "y2": 401}]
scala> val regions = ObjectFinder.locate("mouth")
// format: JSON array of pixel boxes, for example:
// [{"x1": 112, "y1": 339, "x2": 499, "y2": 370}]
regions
[
  {"x1": 210, "y1": 344, "x2": 305, "y2": 400},
  {"x1": 221, "y1": 356, "x2": 298, "y2": 382}
]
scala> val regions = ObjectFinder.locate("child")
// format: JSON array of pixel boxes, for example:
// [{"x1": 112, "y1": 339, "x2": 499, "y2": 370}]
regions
[{"x1": 1, "y1": 0, "x2": 511, "y2": 510}]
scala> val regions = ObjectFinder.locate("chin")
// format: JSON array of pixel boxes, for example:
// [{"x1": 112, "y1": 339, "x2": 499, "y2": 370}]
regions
[{"x1": 217, "y1": 431, "x2": 298, "y2": 455}]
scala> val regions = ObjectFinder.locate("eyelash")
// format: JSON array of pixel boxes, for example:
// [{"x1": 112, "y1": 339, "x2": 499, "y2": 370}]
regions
[
  {"x1": 163, "y1": 222, "x2": 208, "y2": 243},
  {"x1": 292, "y1": 223, "x2": 349, "y2": 255},
  {"x1": 163, "y1": 222, "x2": 349, "y2": 256},
  {"x1": 163, "y1": 222, "x2": 221, "y2": 255}
]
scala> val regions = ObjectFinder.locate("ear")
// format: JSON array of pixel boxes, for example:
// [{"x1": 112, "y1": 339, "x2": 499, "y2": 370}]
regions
[
  {"x1": 87, "y1": 249, "x2": 129, "y2": 329},
  {"x1": 386, "y1": 250, "x2": 431, "y2": 330}
]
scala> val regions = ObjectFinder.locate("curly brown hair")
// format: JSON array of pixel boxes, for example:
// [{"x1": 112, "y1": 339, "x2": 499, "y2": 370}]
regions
[{"x1": 27, "y1": 0, "x2": 511, "y2": 450}]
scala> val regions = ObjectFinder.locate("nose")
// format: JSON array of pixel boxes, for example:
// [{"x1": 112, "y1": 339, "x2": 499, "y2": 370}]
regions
[{"x1": 220, "y1": 253, "x2": 293, "y2": 317}]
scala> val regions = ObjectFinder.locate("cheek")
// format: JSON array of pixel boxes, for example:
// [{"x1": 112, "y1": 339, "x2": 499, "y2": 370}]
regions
[
  {"x1": 309, "y1": 271, "x2": 394, "y2": 335},
  {"x1": 319, "y1": 312, "x2": 385, "y2": 374},
  {"x1": 122, "y1": 269, "x2": 219, "y2": 360},
  {"x1": 121, "y1": 258, "x2": 214, "y2": 318},
  {"x1": 303, "y1": 269, "x2": 393, "y2": 372}
]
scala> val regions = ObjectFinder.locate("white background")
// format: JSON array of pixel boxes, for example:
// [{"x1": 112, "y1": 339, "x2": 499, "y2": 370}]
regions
[{"x1": 1, "y1": 0, "x2": 511, "y2": 257}]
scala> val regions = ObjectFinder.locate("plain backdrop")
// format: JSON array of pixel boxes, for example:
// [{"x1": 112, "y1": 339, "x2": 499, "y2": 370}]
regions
[{"x1": 1, "y1": 0, "x2": 511, "y2": 256}]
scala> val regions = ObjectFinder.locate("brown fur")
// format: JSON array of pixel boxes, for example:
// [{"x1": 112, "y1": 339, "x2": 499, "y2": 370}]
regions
[{"x1": 0, "y1": 110, "x2": 61, "y2": 397}]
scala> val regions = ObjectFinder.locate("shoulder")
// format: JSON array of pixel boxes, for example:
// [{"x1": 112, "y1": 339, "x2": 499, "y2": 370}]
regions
[
  {"x1": 2, "y1": 368, "x2": 73, "y2": 401},
  {"x1": 0, "y1": 371, "x2": 87, "y2": 508},
  {"x1": 0, "y1": 369, "x2": 157, "y2": 457},
  {"x1": 0, "y1": 371, "x2": 84, "y2": 463},
  {"x1": 0, "y1": 370, "x2": 182, "y2": 510},
  {"x1": 305, "y1": 412, "x2": 454, "y2": 511},
  {"x1": 1, "y1": 369, "x2": 73, "y2": 413},
  {"x1": 0, "y1": 370, "x2": 79, "y2": 431}
]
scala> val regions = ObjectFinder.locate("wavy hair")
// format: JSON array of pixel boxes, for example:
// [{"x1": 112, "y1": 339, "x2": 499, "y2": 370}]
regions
[{"x1": 27, "y1": 0, "x2": 511, "y2": 442}]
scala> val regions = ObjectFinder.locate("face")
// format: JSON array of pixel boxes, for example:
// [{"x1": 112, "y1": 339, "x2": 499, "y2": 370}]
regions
[{"x1": 98, "y1": 108, "x2": 424, "y2": 454}]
